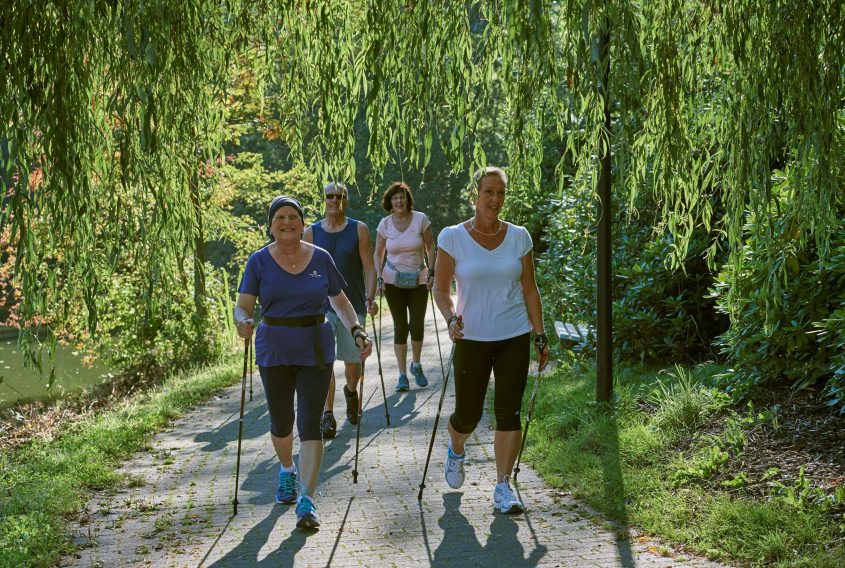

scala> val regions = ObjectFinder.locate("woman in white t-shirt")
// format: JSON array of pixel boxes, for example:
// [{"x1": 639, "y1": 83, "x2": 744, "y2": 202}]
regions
[
  {"x1": 433, "y1": 166, "x2": 549, "y2": 515},
  {"x1": 374, "y1": 181, "x2": 436, "y2": 392}
]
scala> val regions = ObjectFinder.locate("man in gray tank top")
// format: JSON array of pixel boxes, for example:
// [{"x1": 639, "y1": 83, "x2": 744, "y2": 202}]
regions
[{"x1": 303, "y1": 182, "x2": 378, "y2": 438}]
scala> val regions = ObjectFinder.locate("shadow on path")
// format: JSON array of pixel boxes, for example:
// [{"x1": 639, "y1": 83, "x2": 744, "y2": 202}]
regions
[
  {"x1": 204, "y1": 506, "x2": 313, "y2": 568},
  {"x1": 195, "y1": 402, "x2": 267, "y2": 452},
  {"x1": 427, "y1": 493, "x2": 548, "y2": 567},
  {"x1": 602, "y1": 411, "x2": 636, "y2": 568}
]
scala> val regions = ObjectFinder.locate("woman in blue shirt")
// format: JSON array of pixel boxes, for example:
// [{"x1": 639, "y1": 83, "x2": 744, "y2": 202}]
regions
[{"x1": 235, "y1": 196, "x2": 372, "y2": 530}]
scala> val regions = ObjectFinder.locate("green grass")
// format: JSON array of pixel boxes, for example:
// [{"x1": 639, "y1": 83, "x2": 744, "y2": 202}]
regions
[
  {"x1": 0, "y1": 356, "x2": 242, "y2": 568},
  {"x1": 523, "y1": 359, "x2": 845, "y2": 566}
]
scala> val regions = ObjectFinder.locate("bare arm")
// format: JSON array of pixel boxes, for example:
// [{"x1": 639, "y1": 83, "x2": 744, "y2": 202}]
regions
[
  {"x1": 422, "y1": 224, "x2": 436, "y2": 290},
  {"x1": 520, "y1": 252, "x2": 549, "y2": 371},
  {"x1": 434, "y1": 248, "x2": 463, "y2": 341},
  {"x1": 357, "y1": 221, "x2": 378, "y2": 315},
  {"x1": 302, "y1": 225, "x2": 314, "y2": 244},
  {"x1": 373, "y1": 228, "x2": 387, "y2": 295},
  {"x1": 329, "y1": 291, "x2": 373, "y2": 360},
  {"x1": 234, "y1": 293, "x2": 257, "y2": 338}
]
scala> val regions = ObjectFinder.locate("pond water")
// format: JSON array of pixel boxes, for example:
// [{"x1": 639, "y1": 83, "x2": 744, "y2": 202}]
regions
[{"x1": 0, "y1": 333, "x2": 112, "y2": 409}]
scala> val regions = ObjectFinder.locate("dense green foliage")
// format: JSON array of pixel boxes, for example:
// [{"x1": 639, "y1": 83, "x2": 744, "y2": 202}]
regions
[
  {"x1": 1, "y1": 0, "x2": 843, "y2": 419},
  {"x1": 714, "y1": 171, "x2": 845, "y2": 407}
]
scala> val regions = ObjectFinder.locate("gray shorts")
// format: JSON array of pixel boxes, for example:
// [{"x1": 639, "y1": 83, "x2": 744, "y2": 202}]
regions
[{"x1": 327, "y1": 312, "x2": 367, "y2": 363}]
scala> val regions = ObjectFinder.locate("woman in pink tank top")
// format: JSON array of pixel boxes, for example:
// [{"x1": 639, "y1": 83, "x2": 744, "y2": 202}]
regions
[{"x1": 374, "y1": 181, "x2": 436, "y2": 392}]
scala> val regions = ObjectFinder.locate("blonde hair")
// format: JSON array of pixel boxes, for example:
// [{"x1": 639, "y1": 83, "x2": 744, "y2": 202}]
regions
[
  {"x1": 468, "y1": 166, "x2": 507, "y2": 202},
  {"x1": 471, "y1": 166, "x2": 508, "y2": 187}
]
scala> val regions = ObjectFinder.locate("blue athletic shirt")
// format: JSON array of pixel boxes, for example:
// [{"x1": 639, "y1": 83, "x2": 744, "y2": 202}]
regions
[
  {"x1": 310, "y1": 219, "x2": 366, "y2": 315},
  {"x1": 238, "y1": 245, "x2": 347, "y2": 367}
]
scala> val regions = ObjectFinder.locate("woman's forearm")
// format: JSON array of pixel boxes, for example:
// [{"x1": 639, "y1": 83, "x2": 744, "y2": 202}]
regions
[
  {"x1": 524, "y1": 285, "x2": 545, "y2": 333},
  {"x1": 330, "y1": 293, "x2": 360, "y2": 331},
  {"x1": 434, "y1": 288, "x2": 455, "y2": 321},
  {"x1": 234, "y1": 305, "x2": 252, "y2": 324}
]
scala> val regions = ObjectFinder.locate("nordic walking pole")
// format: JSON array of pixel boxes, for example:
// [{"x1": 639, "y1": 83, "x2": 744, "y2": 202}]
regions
[
  {"x1": 513, "y1": 334, "x2": 548, "y2": 481},
  {"x1": 352, "y1": 360, "x2": 366, "y2": 483},
  {"x1": 429, "y1": 288, "x2": 448, "y2": 382},
  {"x1": 233, "y1": 336, "x2": 250, "y2": 516},
  {"x1": 371, "y1": 314, "x2": 390, "y2": 425},
  {"x1": 417, "y1": 322, "x2": 459, "y2": 501},
  {"x1": 248, "y1": 336, "x2": 253, "y2": 402},
  {"x1": 513, "y1": 368, "x2": 541, "y2": 481}
]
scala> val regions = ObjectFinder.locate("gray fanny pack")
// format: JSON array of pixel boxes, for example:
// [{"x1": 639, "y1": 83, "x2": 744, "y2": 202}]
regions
[{"x1": 387, "y1": 259, "x2": 423, "y2": 289}]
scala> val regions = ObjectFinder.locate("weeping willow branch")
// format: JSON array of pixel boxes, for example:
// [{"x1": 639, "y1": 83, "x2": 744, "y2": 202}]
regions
[{"x1": 1, "y1": 0, "x2": 842, "y2": 355}]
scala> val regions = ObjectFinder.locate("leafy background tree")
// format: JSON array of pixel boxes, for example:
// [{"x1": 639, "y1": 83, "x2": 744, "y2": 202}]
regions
[{"x1": 1, "y1": 0, "x2": 843, "y2": 410}]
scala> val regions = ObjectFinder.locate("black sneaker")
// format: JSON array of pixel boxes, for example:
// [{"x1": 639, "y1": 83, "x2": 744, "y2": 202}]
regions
[
  {"x1": 320, "y1": 411, "x2": 337, "y2": 439},
  {"x1": 344, "y1": 385, "x2": 359, "y2": 425}
]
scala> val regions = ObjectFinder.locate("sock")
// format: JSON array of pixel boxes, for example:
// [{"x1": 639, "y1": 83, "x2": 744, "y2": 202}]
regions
[
  {"x1": 280, "y1": 462, "x2": 296, "y2": 473},
  {"x1": 497, "y1": 475, "x2": 512, "y2": 487},
  {"x1": 323, "y1": 409, "x2": 333, "y2": 415},
  {"x1": 448, "y1": 443, "x2": 465, "y2": 460}
]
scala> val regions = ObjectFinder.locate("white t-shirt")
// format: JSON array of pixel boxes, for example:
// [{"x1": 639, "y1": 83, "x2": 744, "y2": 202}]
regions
[
  {"x1": 377, "y1": 211, "x2": 431, "y2": 285},
  {"x1": 437, "y1": 222, "x2": 533, "y2": 341}
]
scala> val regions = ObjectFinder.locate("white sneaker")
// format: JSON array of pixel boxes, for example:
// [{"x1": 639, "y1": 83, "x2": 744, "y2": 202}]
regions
[
  {"x1": 493, "y1": 476, "x2": 524, "y2": 514},
  {"x1": 444, "y1": 446, "x2": 465, "y2": 489}
]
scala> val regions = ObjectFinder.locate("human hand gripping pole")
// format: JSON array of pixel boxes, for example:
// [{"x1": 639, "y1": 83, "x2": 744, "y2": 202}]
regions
[
  {"x1": 513, "y1": 332, "x2": 549, "y2": 481},
  {"x1": 417, "y1": 315, "x2": 461, "y2": 501}
]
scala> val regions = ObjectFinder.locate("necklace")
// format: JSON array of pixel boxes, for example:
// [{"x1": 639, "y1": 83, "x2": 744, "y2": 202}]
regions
[{"x1": 470, "y1": 218, "x2": 502, "y2": 236}]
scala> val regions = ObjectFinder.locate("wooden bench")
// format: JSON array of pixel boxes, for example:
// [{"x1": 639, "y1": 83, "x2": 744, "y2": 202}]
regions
[{"x1": 554, "y1": 321, "x2": 591, "y2": 350}]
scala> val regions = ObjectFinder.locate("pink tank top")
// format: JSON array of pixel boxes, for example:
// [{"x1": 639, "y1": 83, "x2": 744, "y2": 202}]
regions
[{"x1": 377, "y1": 211, "x2": 431, "y2": 285}]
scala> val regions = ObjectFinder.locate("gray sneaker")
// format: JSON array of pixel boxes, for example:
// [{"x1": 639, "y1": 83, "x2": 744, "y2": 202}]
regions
[
  {"x1": 444, "y1": 445, "x2": 465, "y2": 489},
  {"x1": 493, "y1": 475, "x2": 524, "y2": 514}
]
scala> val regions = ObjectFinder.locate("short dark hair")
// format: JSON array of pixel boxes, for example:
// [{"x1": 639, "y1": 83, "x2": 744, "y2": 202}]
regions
[{"x1": 381, "y1": 181, "x2": 414, "y2": 212}]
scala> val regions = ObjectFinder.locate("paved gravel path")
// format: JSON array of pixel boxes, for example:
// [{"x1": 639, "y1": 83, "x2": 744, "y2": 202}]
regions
[{"x1": 66, "y1": 308, "x2": 727, "y2": 567}]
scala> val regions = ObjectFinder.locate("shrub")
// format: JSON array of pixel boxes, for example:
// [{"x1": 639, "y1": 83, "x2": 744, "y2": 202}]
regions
[
  {"x1": 714, "y1": 170, "x2": 845, "y2": 410},
  {"x1": 536, "y1": 171, "x2": 727, "y2": 364}
]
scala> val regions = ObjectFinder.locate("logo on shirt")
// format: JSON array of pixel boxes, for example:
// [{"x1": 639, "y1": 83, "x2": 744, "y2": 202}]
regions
[{"x1": 308, "y1": 270, "x2": 322, "y2": 278}]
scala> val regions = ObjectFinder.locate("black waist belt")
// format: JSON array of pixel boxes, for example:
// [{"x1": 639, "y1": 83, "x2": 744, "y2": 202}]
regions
[{"x1": 262, "y1": 315, "x2": 327, "y2": 369}]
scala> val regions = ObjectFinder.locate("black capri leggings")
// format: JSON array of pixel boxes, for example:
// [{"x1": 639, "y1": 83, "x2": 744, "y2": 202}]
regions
[
  {"x1": 259, "y1": 364, "x2": 332, "y2": 441},
  {"x1": 382, "y1": 283, "x2": 428, "y2": 344},
  {"x1": 449, "y1": 333, "x2": 530, "y2": 434}
]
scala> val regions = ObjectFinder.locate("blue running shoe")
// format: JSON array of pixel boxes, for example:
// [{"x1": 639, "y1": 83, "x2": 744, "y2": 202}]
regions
[
  {"x1": 295, "y1": 495, "x2": 320, "y2": 530},
  {"x1": 410, "y1": 362, "x2": 428, "y2": 387},
  {"x1": 395, "y1": 372, "x2": 410, "y2": 392},
  {"x1": 275, "y1": 467, "x2": 297, "y2": 504}
]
